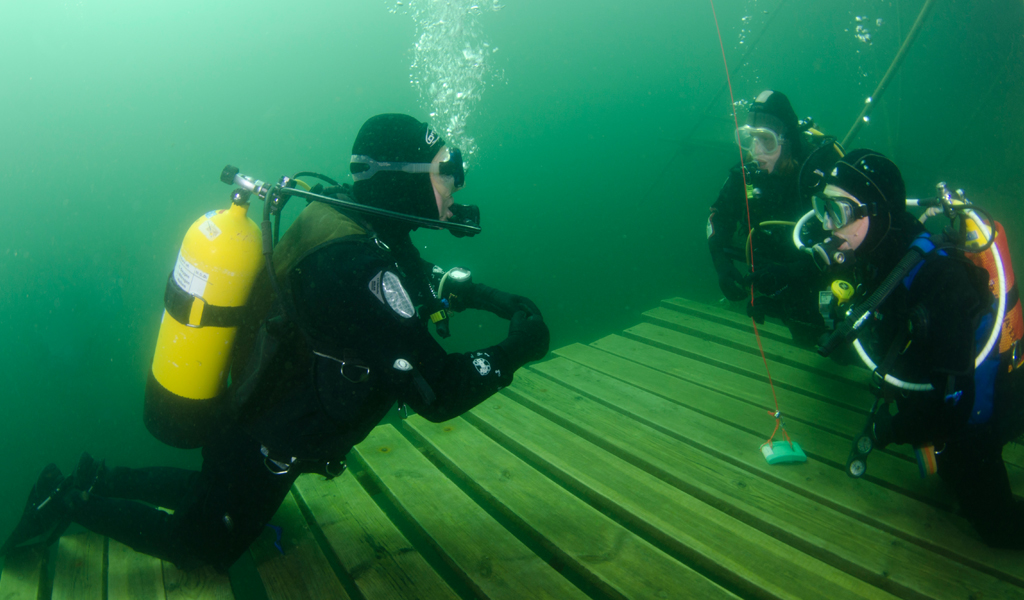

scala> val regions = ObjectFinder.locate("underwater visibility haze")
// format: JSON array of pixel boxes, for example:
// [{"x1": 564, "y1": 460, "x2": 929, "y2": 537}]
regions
[{"x1": 1, "y1": 0, "x2": 1023, "y2": 561}]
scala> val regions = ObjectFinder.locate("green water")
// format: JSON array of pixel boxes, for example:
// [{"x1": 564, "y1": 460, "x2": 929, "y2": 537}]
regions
[{"x1": 0, "y1": 0, "x2": 1022, "y2": 559}]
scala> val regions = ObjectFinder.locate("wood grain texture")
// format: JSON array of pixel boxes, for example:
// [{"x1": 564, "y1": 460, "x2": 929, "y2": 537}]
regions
[
  {"x1": 162, "y1": 562, "x2": 234, "y2": 600},
  {"x1": 52, "y1": 533, "x2": 104, "y2": 600},
  {"x1": 294, "y1": 473, "x2": 460, "y2": 600},
  {"x1": 251, "y1": 492, "x2": 350, "y2": 600},
  {"x1": 354, "y1": 425, "x2": 590, "y2": 600},
  {"x1": 405, "y1": 416, "x2": 740, "y2": 600},
  {"x1": 496, "y1": 366, "x2": 1024, "y2": 600},
  {"x1": 0, "y1": 545, "x2": 47, "y2": 600}
]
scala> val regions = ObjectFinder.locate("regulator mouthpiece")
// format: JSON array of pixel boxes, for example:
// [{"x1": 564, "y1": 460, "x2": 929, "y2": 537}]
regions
[
  {"x1": 811, "y1": 236, "x2": 855, "y2": 272},
  {"x1": 449, "y1": 204, "x2": 481, "y2": 238}
]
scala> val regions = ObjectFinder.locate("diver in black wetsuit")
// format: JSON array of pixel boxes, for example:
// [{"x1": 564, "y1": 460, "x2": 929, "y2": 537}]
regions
[
  {"x1": 0, "y1": 114, "x2": 550, "y2": 569},
  {"x1": 707, "y1": 90, "x2": 839, "y2": 344},
  {"x1": 813, "y1": 149, "x2": 1024, "y2": 548}
]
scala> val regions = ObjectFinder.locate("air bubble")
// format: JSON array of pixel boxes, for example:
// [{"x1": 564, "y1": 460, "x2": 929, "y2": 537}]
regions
[
  {"x1": 854, "y1": 24, "x2": 871, "y2": 44},
  {"x1": 393, "y1": 0, "x2": 503, "y2": 159}
]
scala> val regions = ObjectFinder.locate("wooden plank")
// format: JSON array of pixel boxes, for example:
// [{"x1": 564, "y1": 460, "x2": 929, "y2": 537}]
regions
[
  {"x1": 552, "y1": 342, "x2": 938, "y2": 504},
  {"x1": 644, "y1": 305, "x2": 869, "y2": 387},
  {"x1": 662, "y1": 297, "x2": 794, "y2": 342},
  {"x1": 617, "y1": 326, "x2": 1024, "y2": 497},
  {"x1": 51, "y1": 532, "x2": 104, "y2": 600},
  {"x1": 354, "y1": 425, "x2": 590, "y2": 600},
  {"x1": 603, "y1": 329, "x2": 917, "y2": 460},
  {"x1": 404, "y1": 416, "x2": 742, "y2": 600},
  {"x1": 293, "y1": 473, "x2": 460, "y2": 600},
  {"x1": 660, "y1": 298, "x2": 1024, "y2": 477},
  {"x1": 1006, "y1": 443, "x2": 1024, "y2": 468},
  {"x1": 1007, "y1": 443, "x2": 1024, "y2": 472},
  {"x1": 533, "y1": 355, "x2": 1024, "y2": 587},
  {"x1": 662, "y1": 298, "x2": 1024, "y2": 475},
  {"x1": 619, "y1": 323, "x2": 868, "y2": 412},
  {"x1": 0, "y1": 545, "x2": 47, "y2": 600},
  {"x1": 108, "y1": 539, "x2": 165, "y2": 600},
  {"x1": 495, "y1": 368, "x2": 1024, "y2": 600},
  {"x1": 162, "y1": 563, "x2": 234, "y2": 600},
  {"x1": 251, "y1": 492, "x2": 350, "y2": 600},
  {"x1": 618, "y1": 326, "x2": 871, "y2": 432}
]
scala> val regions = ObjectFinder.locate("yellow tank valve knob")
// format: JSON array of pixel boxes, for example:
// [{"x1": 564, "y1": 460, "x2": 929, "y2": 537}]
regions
[{"x1": 430, "y1": 310, "x2": 447, "y2": 324}]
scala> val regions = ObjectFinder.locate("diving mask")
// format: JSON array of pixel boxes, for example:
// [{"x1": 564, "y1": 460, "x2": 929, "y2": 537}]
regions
[
  {"x1": 736, "y1": 126, "x2": 781, "y2": 155},
  {"x1": 812, "y1": 192, "x2": 870, "y2": 230},
  {"x1": 351, "y1": 147, "x2": 465, "y2": 190}
]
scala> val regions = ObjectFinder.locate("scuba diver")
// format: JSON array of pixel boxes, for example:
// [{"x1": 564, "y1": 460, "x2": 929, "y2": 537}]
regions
[
  {"x1": 0, "y1": 114, "x2": 551, "y2": 569},
  {"x1": 813, "y1": 149, "x2": 1024, "y2": 548},
  {"x1": 707, "y1": 90, "x2": 841, "y2": 344}
]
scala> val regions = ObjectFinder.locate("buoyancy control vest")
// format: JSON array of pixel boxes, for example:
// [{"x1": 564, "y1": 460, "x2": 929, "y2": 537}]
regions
[
  {"x1": 230, "y1": 199, "x2": 371, "y2": 375},
  {"x1": 227, "y1": 195, "x2": 381, "y2": 405},
  {"x1": 879, "y1": 234, "x2": 1001, "y2": 426},
  {"x1": 231, "y1": 200, "x2": 456, "y2": 474}
]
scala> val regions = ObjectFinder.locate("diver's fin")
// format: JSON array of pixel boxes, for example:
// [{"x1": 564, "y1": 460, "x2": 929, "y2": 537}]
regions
[
  {"x1": 0, "y1": 464, "x2": 72, "y2": 557},
  {"x1": 71, "y1": 452, "x2": 105, "y2": 495}
]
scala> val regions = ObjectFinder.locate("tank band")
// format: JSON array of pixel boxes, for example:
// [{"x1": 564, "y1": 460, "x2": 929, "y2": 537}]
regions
[{"x1": 163, "y1": 272, "x2": 248, "y2": 328}]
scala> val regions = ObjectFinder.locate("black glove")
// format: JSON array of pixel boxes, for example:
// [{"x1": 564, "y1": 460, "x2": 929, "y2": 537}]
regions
[
  {"x1": 746, "y1": 298, "x2": 765, "y2": 324},
  {"x1": 464, "y1": 284, "x2": 542, "y2": 320},
  {"x1": 746, "y1": 294, "x2": 786, "y2": 324},
  {"x1": 870, "y1": 402, "x2": 895, "y2": 450},
  {"x1": 749, "y1": 260, "x2": 813, "y2": 296},
  {"x1": 748, "y1": 263, "x2": 791, "y2": 296},
  {"x1": 499, "y1": 311, "x2": 550, "y2": 370},
  {"x1": 717, "y1": 264, "x2": 748, "y2": 301}
]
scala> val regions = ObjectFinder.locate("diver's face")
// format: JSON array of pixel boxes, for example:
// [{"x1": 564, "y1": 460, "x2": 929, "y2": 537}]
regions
[
  {"x1": 753, "y1": 135, "x2": 783, "y2": 173},
  {"x1": 821, "y1": 185, "x2": 870, "y2": 250},
  {"x1": 834, "y1": 217, "x2": 869, "y2": 251},
  {"x1": 431, "y1": 146, "x2": 458, "y2": 221}
]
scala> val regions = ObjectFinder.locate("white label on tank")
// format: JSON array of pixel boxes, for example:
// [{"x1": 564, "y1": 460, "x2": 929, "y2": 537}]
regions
[
  {"x1": 199, "y1": 219, "x2": 222, "y2": 241},
  {"x1": 173, "y1": 252, "x2": 209, "y2": 297}
]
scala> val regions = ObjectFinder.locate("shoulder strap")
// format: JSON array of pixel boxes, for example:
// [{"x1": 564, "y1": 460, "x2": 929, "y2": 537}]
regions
[
  {"x1": 272, "y1": 201, "x2": 368, "y2": 280},
  {"x1": 872, "y1": 323, "x2": 911, "y2": 396},
  {"x1": 901, "y1": 234, "x2": 945, "y2": 290}
]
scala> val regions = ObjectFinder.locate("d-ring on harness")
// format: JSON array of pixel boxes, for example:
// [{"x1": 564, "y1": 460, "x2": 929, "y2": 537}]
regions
[{"x1": 260, "y1": 445, "x2": 347, "y2": 478}]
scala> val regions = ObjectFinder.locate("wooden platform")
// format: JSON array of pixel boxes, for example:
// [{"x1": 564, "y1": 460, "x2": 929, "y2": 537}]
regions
[{"x1": 3, "y1": 297, "x2": 1023, "y2": 599}]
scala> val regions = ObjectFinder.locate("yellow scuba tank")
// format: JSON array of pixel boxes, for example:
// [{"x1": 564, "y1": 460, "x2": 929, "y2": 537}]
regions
[{"x1": 144, "y1": 201, "x2": 263, "y2": 448}]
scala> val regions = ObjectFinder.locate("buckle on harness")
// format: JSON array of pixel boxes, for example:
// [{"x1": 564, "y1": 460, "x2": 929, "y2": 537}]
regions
[
  {"x1": 261, "y1": 445, "x2": 298, "y2": 475},
  {"x1": 260, "y1": 445, "x2": 347, "y2": 478},
  {"x1": 313, "y1": 351, "x2": 371, "y2": 383},
  {"x1": 324, "y1": 461, "x2": 347, "y2": 478}
]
